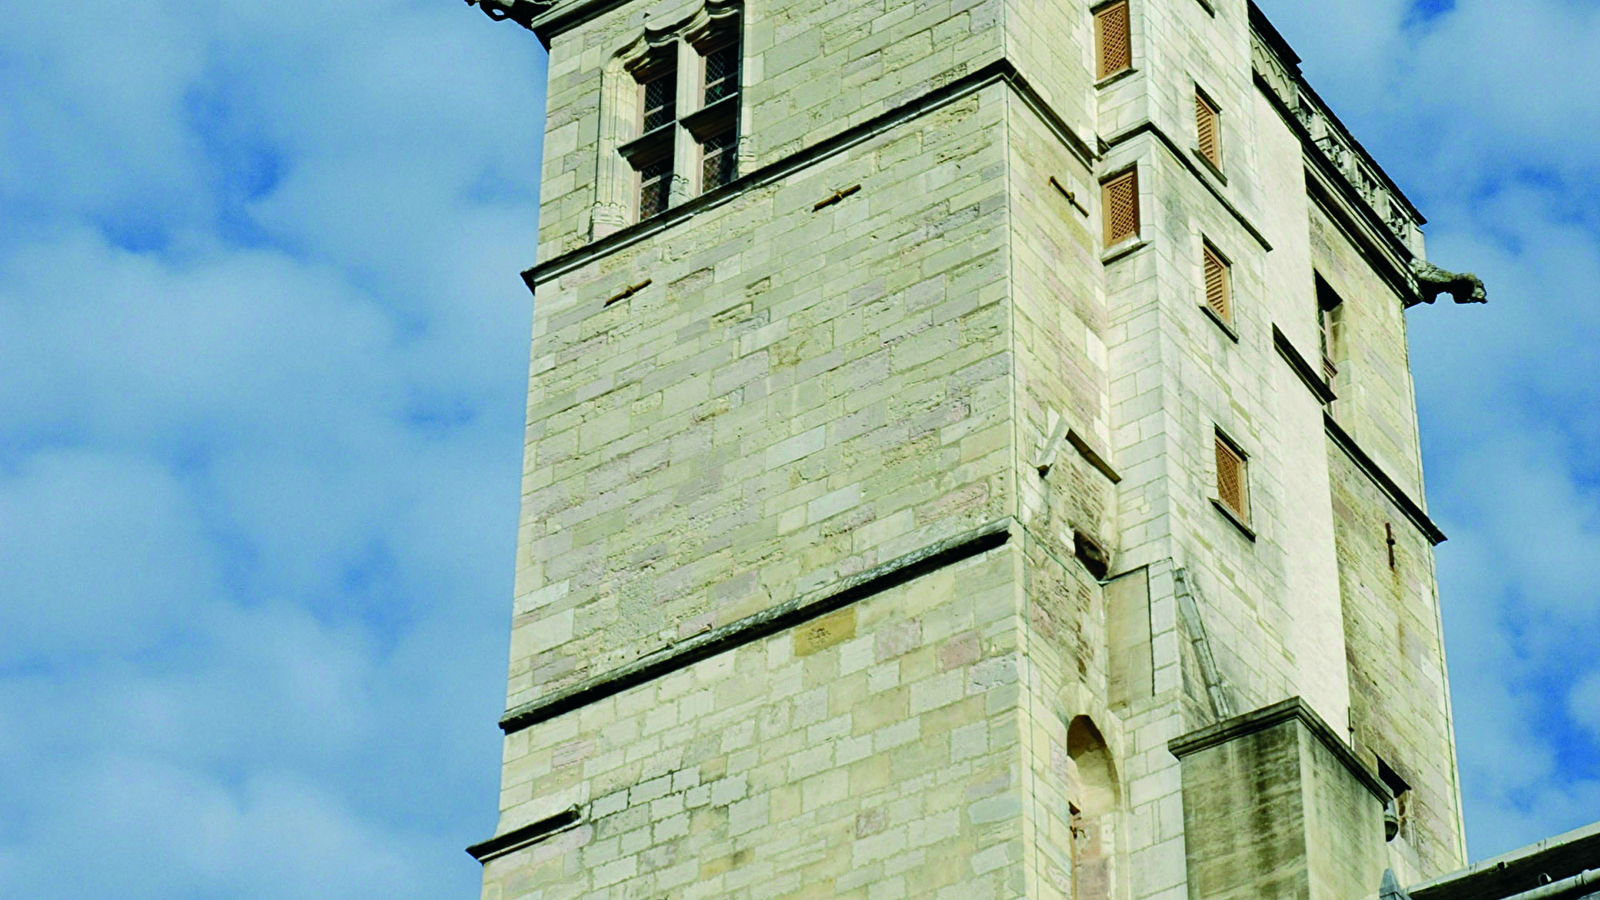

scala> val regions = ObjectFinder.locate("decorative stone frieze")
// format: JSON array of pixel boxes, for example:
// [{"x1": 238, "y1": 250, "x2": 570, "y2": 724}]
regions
[{"x1": 1249, "y1": 10, "x2": 1426, "y2": 258}]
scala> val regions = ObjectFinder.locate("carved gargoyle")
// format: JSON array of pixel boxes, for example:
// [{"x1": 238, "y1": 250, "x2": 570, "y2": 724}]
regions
[
  {"x1": 463, "y1": 0, "x2": 554, "y2": 29},
  {"x1": 1410, "y1": 258, "x2": 1487, "y2": 304}
]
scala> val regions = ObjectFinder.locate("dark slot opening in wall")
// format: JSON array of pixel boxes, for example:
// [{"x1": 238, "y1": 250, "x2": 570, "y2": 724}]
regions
[
  {"x1": 1075, "y1": 531, "x2": 1111, "y2": 581},
  {"x1": 1377, "y1": 756, "x2": 1411, "y2": 842}
]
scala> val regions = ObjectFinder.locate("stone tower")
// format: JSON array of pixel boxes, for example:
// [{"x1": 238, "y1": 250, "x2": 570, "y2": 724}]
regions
[{"x1": 461, "y1": 1, "x2": 1486, "y2": 898}]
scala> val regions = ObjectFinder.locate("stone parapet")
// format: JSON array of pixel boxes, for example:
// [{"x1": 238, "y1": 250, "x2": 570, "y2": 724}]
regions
[{"x1": 1247, "y1": 2, "x2": 1426, "y2": 260}]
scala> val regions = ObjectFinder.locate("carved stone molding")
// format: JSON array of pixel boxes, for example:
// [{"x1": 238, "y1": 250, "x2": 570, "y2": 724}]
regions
[
  {"x1": 1249, "y1": 6, "x2": 1425, "y2": 257},
  {"x1": 614, "y1": 0, "x2": 741, "y2": 72}
]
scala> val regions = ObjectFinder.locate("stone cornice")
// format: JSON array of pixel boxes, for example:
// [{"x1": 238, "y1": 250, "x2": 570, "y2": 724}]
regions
[
  {"x1": 522, "y1": 60, "x2": 1093, "y2": 290},
  {"x1": 463, "y1": 0, "x2": 635, "y2": 48},
  {"x1": 1248, "y1": 3, "x2": 1425, "y2": 258},
  {"x1": 1169, "y1": 696, "x2": 1393, "y2": 804},
  {"x1": 498, "y1": 519, "x2": 1013, "y2": 735}
]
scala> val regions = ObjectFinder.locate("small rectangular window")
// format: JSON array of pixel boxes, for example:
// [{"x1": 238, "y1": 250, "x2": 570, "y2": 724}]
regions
[
  {"x1": 1214, "y1": 432, "x2": 1248, "y2": 523},
  {"x1": 638, "y1": 156, "x2": 673, "y2": 219},
  {"x1": 1316, "y1": 274, "x2": 1344, "y2": 379},
  {"x1": 1195, "y1": 90, "x2": 1221, "y2": 170},
  {"x1": 641, "y1": 69, "x2": 677, "y2": 134},
  {"x1": 1203, "y1": 242, "x2": 1231, "y2": 324},
  {"x1": 1102, "y1": 169, "x2": 1139, "y2": 247},
  {"x1": 703, "y1": 43, "x2": 740, "y2": 106},
  {"x1": 1095, "y1": 2, "x2": 1133, "y2": 81}
]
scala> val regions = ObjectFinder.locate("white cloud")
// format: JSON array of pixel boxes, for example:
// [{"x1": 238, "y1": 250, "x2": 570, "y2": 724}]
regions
[
  {"x1": 0, "y1": 0, "x2": 539, "y2": 896},
  {"x1": 0, "y1": 449, "x2": 222, "y2": 663},
  {"x1": 1571, "y1": 671, "x2": 1600, "y2": 741}
]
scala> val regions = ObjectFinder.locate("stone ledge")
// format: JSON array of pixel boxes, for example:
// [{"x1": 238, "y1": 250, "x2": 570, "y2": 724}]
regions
[
  {"x1": 1273, "y1": 324, "x2": 1335, "y2": 405},
  {"x1": 1169, "y1": 696, "x2": 1391, "y2": 803},
  {"x1": 1325, "y1": 413, "x2": 1447, "y2": 545},
  {"x1": 498, "y1": 518, "x2": 1015, "y2": 734},
  {"x1": 1103, "y1": 120, "x2": 1273, "y2": 252},
  {"x1": 466, "y1": 806, "x2": 581, "y2": 863},
  {"x1": 523, "y1": 59, "x2": 1097, "y2": 290}
]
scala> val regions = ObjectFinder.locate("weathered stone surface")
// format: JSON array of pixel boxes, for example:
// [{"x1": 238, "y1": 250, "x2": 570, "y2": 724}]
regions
[
  {"x1": 469, "y1": 0, "x2": 1474, "y2": 897},
  {"x1": 1170, "y1": 699, "x2": 1390, "y2": 900}
]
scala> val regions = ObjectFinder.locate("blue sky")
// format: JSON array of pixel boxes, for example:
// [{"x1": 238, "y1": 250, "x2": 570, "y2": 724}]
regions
[{"x1": 0, "y1": 1, "x2": 1594, "y2": 896}]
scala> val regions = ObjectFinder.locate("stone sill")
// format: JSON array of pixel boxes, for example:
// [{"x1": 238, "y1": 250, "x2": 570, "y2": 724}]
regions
[
  {"x1": 1191, "y1": 147, "x2": 1228, "y2": 185},
  {"x1": 1211, "y1": 498, "x2": 1257, "y2": 542},
  {"x1": 1101, "y1": 238, "x2": 1148, "y2": 265},
  {"x1": 1200, "y1": 304, "x2": 1239, "y2": 342},
  {"x1": 1095, "y1": 67, "x2": 1139, "y2": 90}
]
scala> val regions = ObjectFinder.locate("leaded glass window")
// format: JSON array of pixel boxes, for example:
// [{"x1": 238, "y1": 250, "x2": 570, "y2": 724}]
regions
[
  {"x1": 638, "y1": 156, "x2": 673, "y2": 219},
  {"x1": 642, "y1": 70, "x2": 676, "y2": 133},
  {"x1": 703, "y1": 43, "x2": 740, "y2": 105},
  {"x1": 701, "y1": 129, "x2": 737, "y2": 190}
]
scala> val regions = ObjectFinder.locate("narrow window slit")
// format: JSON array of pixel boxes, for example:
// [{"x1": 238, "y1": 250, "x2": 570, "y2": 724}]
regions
[
  {"x1": 1214, "y1": 432, "x2": 1249, "y2": 525},
  {"x1": 1195, "y1": 90, "x2": 1222, "y2": 170},
  {"x1": 1203, "y1": 242, "x2": 1231, "y2": 325}
]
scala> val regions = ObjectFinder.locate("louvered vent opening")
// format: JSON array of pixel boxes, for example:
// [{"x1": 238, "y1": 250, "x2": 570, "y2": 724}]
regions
[
  {"x1": 1203, "y1": 244, "x2": 1230, "y2": 323},
  {"x1": 1215, "y1": 434, "x2": 1247, "y2": 521},
  {"x1": 1195, "y1": 91, "x2": 1221, "y2": 169},
  {"x1": 1102, "y1": 170, "x2": 1139, "y2": 247},
  {"x1": 1095, "y1": 2, "x2": 1132, "y2": 80}
]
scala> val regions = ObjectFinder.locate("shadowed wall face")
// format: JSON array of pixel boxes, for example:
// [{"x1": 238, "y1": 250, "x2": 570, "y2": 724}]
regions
[{"x1": 1173, "y1": 704, "x2": 1390, "y2": 900}]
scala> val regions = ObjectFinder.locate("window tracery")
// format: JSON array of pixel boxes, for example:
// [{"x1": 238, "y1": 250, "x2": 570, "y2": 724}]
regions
[{"x1": 591, "y1": 1, "x2": 742, "y2": 239}]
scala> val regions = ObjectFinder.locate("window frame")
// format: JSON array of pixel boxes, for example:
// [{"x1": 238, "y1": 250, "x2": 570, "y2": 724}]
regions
[
  {"x1": 1315, "y1": 273, "x2": 1345, "y2": 380},
  {"x1": 638, "y1": 64, "x2": 678, "y2": 137},
  {"x1": 1101, "y1": 167, "x2": 1141, "y2": 248},
  {"x1": 635, "y1": 154, "x2": 675, "y2": 221},
  {"x1": 1093, "y1": 0, "x2": 1134, "y2": 83},
  {"x1": 610, "y1": 14, "x2": 743, "y2": 227},
  {"x1": 1201, "y1": 239, "x2": 1234, "y2": 332},
  {"x1": 683, "y1": 35, "x2": 741, "y2": 194},
  {"x1": 1194, "y1": 86, "x2": 1223, "y2": 173},
  {"x1": 1213, "y1": 429, "x2": 1251, "y2": 530}
]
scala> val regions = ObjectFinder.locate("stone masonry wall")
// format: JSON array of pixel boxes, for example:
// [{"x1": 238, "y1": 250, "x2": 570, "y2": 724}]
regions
[
  {"x1": 1328, "y1": 444, "x2": 1466, "y2": 880},
  {"x1": 1006, "y1": 88, "x2": 1114, "y2": 582},
  {"x1": 483, "y1": 543, "x2": 1025, "y2": 900},
  {"x1": 511, "y1": 85, "x2": 1013, "y2": 712},
  {"x1": 1135, "y1": 0, "x2": 1264, "y2": 229},
  {"x1": 490, "y1": 1, "x2": 1470, "y2": 899},
  {"x1": 535, "y1": 0, "x2": 1006, "y2": 262},
  {"x1": 999, "y1": 0, "x2": 1094, "y2": 137},
  {"x1": 1308, "y1": 202, "x2": 1426, "y2": 500},
  {"x1": 1099, "y1": 129, "x2": 1310, "y2": 729}
]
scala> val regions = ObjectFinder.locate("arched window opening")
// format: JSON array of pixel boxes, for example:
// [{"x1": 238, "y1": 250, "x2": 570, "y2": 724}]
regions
[{"x1": 1067, "y1": 715, "x2": 1119, "y2": 900}]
